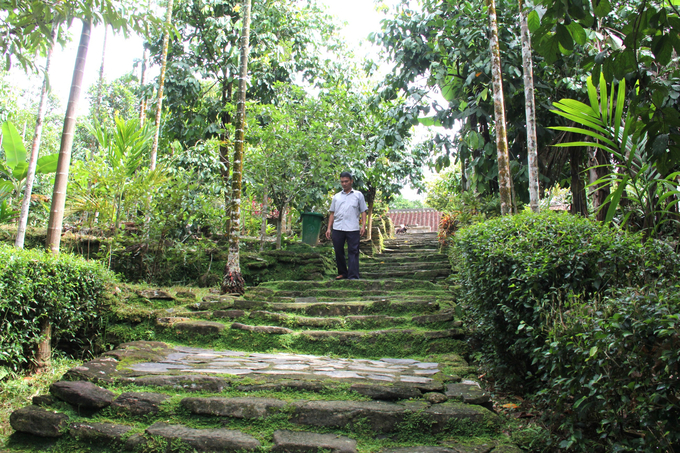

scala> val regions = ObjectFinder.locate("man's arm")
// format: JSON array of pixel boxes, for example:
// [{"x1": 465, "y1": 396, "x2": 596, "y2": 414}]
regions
[
  {"x1": 360, "y1": 211, "x2": 366, "y2": 237},
  {"x1": 326, "y1": 211, "x2": 335, "y2": 240}
]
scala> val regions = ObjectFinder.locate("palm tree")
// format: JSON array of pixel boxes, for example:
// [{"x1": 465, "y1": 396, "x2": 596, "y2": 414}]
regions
[{"x1": 150, "y1": 0, "x2": 174, "y2": 171}]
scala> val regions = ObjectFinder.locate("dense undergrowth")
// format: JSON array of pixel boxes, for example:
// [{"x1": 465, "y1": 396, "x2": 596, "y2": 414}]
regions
[{"x1": 451, "y1": 211, "x2": 680, "y2": 451}]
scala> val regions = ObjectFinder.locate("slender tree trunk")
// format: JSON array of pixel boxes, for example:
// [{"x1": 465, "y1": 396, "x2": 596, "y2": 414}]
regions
[
  {"x1": 222, "y1": 0, "x2": 251, "y2": 295},
  {"x1": 519, "y1": 0, "x2": 539, "y2": 213},
  {"x1": 16, "y1": 30, "x2": 55, "y2": 249},
  {"x1": 487, "y1": 0, "x2": 513, "y2": 215},
  {"x1": 139, "y1": 41, "x2": 149, "y2": 123},
  {"x1": 95, "y1": 25, "x2": 108, "y2": 121},
  {"x1": 570, "y1": 147, "x2": 587, "y2": 216},
  {"x1": 275, "y1": 202, "x2": 287, "y2": 250},
  {"x1": 150, "y1": 0, "x2": 174, "y2": 171},
  {"x1": 259, "y1": 173, "x2": 269, "y2": 252},
  {"x1": 46, "y1": 19, "x2": 92, "y2": 255},
  {"x1": 220, "y1": 78, "x2": 233, "y2": 241},
  {"x1": 364, "y1": 186, "x2": 375, "y2": 241}
]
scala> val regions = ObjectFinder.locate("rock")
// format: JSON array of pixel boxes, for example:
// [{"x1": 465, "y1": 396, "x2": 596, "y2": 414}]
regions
[
  {"x1": 231, "y1": 323, "x2": 293, "y2": 334},
  {"x1": 32, "y1": 395, "x2": 56, "y2": 406},
  {"x1": 412, "y1": 313, "x2": 454, "y2": 325},
  {"x1": 111, "y1": 392, "x2": 170, "y2": 415},
  {"x1": 272, "y1": 430, "x2": 357, "y2": 453},
  {"x1": 422, "y1": 329, "x2": 464, "y2": 339},
  {"x1": 145, "y1": 422, "x2": 260, "y2": 451},
  {"x1": 181, "y1": 397, "x2": 288, "y2": 418},
  {"x1": 491, "y1": 446, "x2": 524, "y2": 453},
  {"x1": 249, "y1": 310, "x2": 289, "y2": 321},
  {"x1": 382, "y1": 445, "x2": 494, "y2": 453},
  {"x1": 175, "y1": 290, "x2": 196, "y2": 299},
  {"x1": 157, "y1": 316, "x2": 192, "y2": 326},
  {"x1": 445, "y1": 383, "x2": 491, "y2": 406},
  {"x1": 50, "y1": 381, "x2": 115, "y2": 409},
  {"x1": 174, "y1": 321, "x2": 225, "y2": 335},
  {"x1": 123, "y1": 433, "x2": 146, "y2": 451},
  {"x1": 350, "y1": 384, "x2": 422, "y2": 401},
  {"x1": 189, "y1": 300, "x2": 233, "y2": 311},
  {"x1": 64, "y1": 357, "x2": 119, "y2": 383},
  {"x1": 424, "y1": 392, "x2": 448, "y2": 404},
  {"x1": 69, "y1": 422, "x2": 132, "y2": 443},
  {"x1": 138, "y1": 289, "x2": 174, "y2": 300},
  {"x1": 236, "y1": 381, "x2": 325, "y2": 393},
  {"x1": 213, "y1": 309, "x2": 246, "y2": 319},
  {"x1": 10, "y1": 406, "x2": 69, "y2": 437},
  {"x1": 124, "y1": 375, "x2": 227, "y2": 393},
  {"x1": 296, "y1": 316, "x2": 342, "y2": 327}
]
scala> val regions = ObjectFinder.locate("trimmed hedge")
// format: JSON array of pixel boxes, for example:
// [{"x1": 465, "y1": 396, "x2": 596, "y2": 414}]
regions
[
  {"x1": 0, "y1": 245, "x2": 115, "y2": 371},
  {"x1": 540, "y1": 284, "x2": 680, "y2": 451},
  {"x1": 451, "y1": 211, "x2": 678, "y2": 390}
]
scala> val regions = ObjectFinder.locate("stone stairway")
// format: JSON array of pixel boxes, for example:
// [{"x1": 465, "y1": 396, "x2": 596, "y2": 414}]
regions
[
  {"x1": 7, "y1": 233, "x2": 521, "y2": 452},
  {"x1": 362, "y1": 233, "x2": 451, "y2": 281}
]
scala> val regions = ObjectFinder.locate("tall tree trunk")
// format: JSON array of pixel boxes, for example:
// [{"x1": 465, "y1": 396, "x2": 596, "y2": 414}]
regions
[
  {"x1": 139, "y1": 41, "x2": 149, "y2": 123},
  {"x1": 275, "y1": 202, "x2": 287, "y2": 250},
  {"x1": 150, "y1": 0, "x2": 174, "y2": 171},
  {"x1": 259, "y1": 173, "x2": 269, "y2": 252},
  {"x1": 46, "y1": 19, "x2": 92, "y2": 255},
  {"x1": 220, "y1": 78, "x2": 233, "y2": 241},
  {"x1": 519, "y1": 0, "x2": 539, "y2": 213},
  {"x1": 33, "y1": 318, "x2": 52, "y2": 373},
  {"x1": 487, "y1": 0, "x2": 513, "y2": 215},
  {"x1": 222, "y1": 0, "x2": 251, "y2": 295},
  {"x1": 16, "y1": 30, "x2": 55, "y2": 249},
  {"x1": 588, "y1": 147, "x2": 610, "y2": 220},
  {"x1": 95, "y1": 25, "x2": 108, "y2": 121}
]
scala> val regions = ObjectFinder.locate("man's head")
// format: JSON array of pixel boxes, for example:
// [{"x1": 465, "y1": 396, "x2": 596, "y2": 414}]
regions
[{"x1": 340, "y1": 171, "x2": 353, "y2": 193}]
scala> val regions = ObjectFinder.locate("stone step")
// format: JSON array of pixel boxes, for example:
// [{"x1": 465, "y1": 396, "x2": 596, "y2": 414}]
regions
[
  {"x1": 361, "y1": 269, "x2": 451, "y2": 280},
  {"x1": 66, "y1": 342, "x2": 473, "y2": 389},
  {"x1": 253, "y1": 279, "x2": 444, "y2": 292},
  {"x1": 371, "y1": 254, "x2": 449, "y2": 263},
  {"x1": 180, "y1": 397, "x2": 496, "y2": 435},
  {"x1": 360, "y1": 261, "x2": 450, "y2": 269},
  {"x1": 233, "y1": 299, "x2": 440, "y2": 315}
]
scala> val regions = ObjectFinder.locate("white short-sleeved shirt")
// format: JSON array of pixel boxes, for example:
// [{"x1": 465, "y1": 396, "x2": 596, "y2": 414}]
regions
[{"x1": 329, "y1": 189, "x2": 368, "y2": 231}]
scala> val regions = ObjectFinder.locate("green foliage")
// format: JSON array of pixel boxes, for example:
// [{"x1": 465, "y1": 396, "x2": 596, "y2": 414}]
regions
[
  {"x1": 536, "y1": 283, "x2": 680, "y2": 451},
  {"x1": 551, "y1": 75, "x2": 680, "y2": 239},
  {"x1": 451, "y1": 211, "x2": 678, "y2": 391},
  {"x1": 0, "y1": 244, "x2": 115, "y2": 371}
]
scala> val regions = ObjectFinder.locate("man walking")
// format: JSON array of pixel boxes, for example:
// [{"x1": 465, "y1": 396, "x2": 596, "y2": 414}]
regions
[{"x1": 326, "y1": 172, "x2": 367, "y2": 280}]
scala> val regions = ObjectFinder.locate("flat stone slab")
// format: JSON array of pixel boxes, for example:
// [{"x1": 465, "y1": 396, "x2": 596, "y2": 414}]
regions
[
  {"x1": 69, "y1": 422, "x2": 132, "y2": 443},
  {"x1": 66, "y1": 341, "x2": 447, "y2": 390},
  {"x1": 350, "y1": 384, "x2": 422, "y2": 400},
  {"x1": 111, "y1": 392, "x2": 170, "y2": 415},
  {"x1": 231, "y1": 322, "x2": 293, "y2": 334},
  {"x1": 446, "y1": 383, "x2": 491, "y2": 405},
  {"x1": 145, "y1": 422, "x2": 261, "y2": 451},
  {"x1": 272, "y1": 430, "x2": 357, "y2": 453},
  {"x1": 382, "y1": 445, "x2": 495, "y2": 453},
  {"x1": 213, "y1": 309, "x2": 246, "y2": 319},
  {"x1": 174, "y1": 321, "x2": 225, "y2": 335},
  {"x1": 181, "y1": 397, "x2": 495, "y2": 434},
  {"x1": 139, "y1": 289, "x2": 174, "y2": 300},
  {"x1": 50, "y1": 381, "x2": 115, "y2": 409},
  {"x1": 412, "y1": 313, "x2": 454, "y2": 324},
  {"x1": 10, "y1": 406, "x2": 69, "y2": 437}
]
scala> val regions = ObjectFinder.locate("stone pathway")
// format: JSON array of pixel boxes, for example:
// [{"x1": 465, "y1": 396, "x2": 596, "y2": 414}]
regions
[{"x1": 7, "y1": 232, "x2": 521, "y2": 453}]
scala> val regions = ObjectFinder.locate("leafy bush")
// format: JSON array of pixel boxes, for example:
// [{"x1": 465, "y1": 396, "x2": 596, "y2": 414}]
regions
[
  {"x1": 452, "y1": 211, "x2": 678, "y2": 391},
  {"x1": 538, "y1": 284, "x2": 680, "y2": 452},
  {"x1": 0, "y1": 245, "x2": 115, "y2": 371}
]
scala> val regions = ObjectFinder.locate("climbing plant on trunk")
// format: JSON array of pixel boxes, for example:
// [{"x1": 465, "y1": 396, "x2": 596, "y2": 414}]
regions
[
  {"x1": 222, "y1": 0, "x2": 251, "y2": 295},
  {"x1": 150, "y1": 0, "x2": 173, "y2": 171}
]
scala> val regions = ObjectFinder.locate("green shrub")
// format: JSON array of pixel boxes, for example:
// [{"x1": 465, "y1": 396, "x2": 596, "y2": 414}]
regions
[
  {"x1": 451, "y1": 211, "x2": 678, "y2": 391},
  {"x1": 0, "y1": 245, "x2": 115, "y2": 371},
  {"x1": 539, "y1": 284, "x2": 680, "y2": 452}
]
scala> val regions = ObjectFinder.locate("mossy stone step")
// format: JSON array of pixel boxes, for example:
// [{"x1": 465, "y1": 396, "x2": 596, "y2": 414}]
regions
[
  {"x1": 360, "y1": 261, "x2": 450, "y2": 270},
  {"x1": 233, "y1": 299, "x2": 440, "y2": 316},
  {"x1": 66, "y1": 341, "x2": 467, "y2": 389},
  {"x1": 180, "y1": 397, "x2": 497, "y2": 435},
  {"x1": 370, "y1": 254, "x2": 449, "y2": 263},
  {"x1": 361, "y1": 269, "x2": 451, "y2": 280},
  {"x1": 254, "y1": 279, "x2": 444, "y2": 292}
]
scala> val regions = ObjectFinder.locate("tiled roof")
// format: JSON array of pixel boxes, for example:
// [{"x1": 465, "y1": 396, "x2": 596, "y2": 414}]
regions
[{"x1": 387, "y1": 209, "x2": 442, "y2": 233}]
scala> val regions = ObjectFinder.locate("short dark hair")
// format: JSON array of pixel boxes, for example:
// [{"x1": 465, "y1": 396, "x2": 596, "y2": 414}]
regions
[{"x1": 340, "y1": 171, "x2": 352, "y2": 180}]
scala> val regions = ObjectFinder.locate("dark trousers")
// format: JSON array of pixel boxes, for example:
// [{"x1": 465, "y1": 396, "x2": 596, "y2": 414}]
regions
[{"x1": 331, "y1": 229, "x2": 360, "y2": 279}]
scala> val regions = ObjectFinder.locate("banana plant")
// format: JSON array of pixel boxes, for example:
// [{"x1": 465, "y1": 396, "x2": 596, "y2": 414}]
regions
[
  {"x1": 0, "y1": 121, "x2": 59, "y2": 223},
  {"x1": 549, "y1": 75, "x2": 680, "y2": 238}
]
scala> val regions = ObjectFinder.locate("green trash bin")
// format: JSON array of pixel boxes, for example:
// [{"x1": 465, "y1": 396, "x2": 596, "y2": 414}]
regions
[{"x1": 300, "y1": 212, "x2": 325, "y2": 246}]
